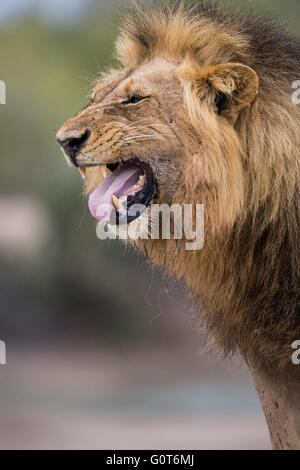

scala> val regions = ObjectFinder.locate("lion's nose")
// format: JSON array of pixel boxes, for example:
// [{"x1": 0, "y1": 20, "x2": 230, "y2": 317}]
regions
[{"x1": 56, "y1": 128, "x2": 90, "y2": 166}]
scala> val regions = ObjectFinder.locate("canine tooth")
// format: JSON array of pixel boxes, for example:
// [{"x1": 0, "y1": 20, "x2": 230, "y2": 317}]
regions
[
  {"x1": 78, "y1": 167, "x2": 86, "y2": 179},
  {"x1": 138, "y1": 175, "x2": 146, "y2": 185},
  {"x1": 101, "y1": 166, "x2": 109, "y2": 179},
  {"x1": 112, "y1": 194, "x2": 120, "y2": 210}
]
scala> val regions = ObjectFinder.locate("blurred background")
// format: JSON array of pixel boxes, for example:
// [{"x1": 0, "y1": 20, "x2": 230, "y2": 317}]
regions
[{"x1": 0, "y1": 0, "x2": 299, "y2": 450}]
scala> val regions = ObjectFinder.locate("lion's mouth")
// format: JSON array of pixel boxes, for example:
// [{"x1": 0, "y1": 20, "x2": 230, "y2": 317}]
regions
[{"x1": 85, "y1": 158, "x2": 156, "y2": 225}]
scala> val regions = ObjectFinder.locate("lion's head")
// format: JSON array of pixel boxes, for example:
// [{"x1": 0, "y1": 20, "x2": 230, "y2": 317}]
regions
[
  {"x1": 56, "y1": 2, "x2": 300, "y2": 369},
  {"x1": 56, "y1": 4, "x2": 259, "y2": 239}
]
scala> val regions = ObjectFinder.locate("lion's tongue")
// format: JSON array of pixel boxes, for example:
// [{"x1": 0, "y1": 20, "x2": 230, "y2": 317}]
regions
[{"x1": 88, "y1": 165, "x2": 143, "y2": 221}]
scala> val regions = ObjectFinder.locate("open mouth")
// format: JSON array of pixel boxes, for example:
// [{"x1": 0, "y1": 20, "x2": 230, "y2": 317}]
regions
[{"x1": 85, "y1": 158, "x2": 157, "y2": 225}]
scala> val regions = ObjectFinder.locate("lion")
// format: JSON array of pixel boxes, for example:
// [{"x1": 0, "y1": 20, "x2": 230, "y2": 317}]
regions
[{"x1": 56, "y1": 1, "x2": 300, "y2": 449}]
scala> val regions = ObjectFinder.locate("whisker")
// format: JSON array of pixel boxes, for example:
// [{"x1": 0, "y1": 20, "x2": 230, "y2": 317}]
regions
[
  {"x1": 123, "y1": 132, "x2": 154, "y2": 138},
  {"x1": 122, "y1": 135, "x2": 164, "y2": 144},
  {"x1": 122, "y1": 124, "x2": 171, "y2": 137},
  {"x1": 120, "y1": 118, "x2": 152, "y2": 131},
  {"x1": 122, "y1": 133, "x2": 156, "y2": 140},
  {"x1": 122, "y1": 121, "x2": 170, "y2": 131}
]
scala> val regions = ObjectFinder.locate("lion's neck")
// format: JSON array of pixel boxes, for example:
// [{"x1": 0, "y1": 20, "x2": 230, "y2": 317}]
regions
[
  {"x1": 135, "y1": 200, "x2": 299, "y2": 450},
  {"x1": 137, "y1": 202, "x2": 299, "y2": 370}
]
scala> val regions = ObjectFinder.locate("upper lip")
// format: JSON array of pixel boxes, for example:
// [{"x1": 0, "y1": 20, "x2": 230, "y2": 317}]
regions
[{"x1": 75, "y1": 156, "x2": 145, "y2": 180}]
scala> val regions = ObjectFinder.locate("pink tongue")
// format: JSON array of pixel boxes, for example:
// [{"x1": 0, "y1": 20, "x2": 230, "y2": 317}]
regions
[{"x1": 88, "y1": 165, "x2": 142, "y2": 221}]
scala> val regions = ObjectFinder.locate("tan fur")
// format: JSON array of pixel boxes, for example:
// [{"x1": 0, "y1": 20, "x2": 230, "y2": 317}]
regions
[{"x1": 57, "y1": 1, "x2": 300, "y2": 370}]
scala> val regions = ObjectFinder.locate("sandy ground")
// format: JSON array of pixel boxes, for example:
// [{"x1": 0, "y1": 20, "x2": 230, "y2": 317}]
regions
[{"x1": 0, "y1": 345, "x2": 271, "y2": 449}]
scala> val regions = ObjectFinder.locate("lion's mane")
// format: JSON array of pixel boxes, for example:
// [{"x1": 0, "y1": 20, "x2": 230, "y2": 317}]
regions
[{"x1": 118, "y1": 1, "x2": 300, "y2": 369}]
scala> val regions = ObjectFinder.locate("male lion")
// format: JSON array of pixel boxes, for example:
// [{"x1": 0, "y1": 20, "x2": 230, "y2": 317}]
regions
[{"x1": 57, "y1": 1, "x2": 300, "y2": 449}]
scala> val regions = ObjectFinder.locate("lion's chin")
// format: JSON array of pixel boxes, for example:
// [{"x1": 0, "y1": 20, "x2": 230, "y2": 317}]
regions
[{"x1": 102, "y1": 209, "x2": 151, "y2": 242}]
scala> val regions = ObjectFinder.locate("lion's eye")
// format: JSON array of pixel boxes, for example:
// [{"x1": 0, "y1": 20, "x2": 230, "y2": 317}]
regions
[{"x1": 121, "y1": 94, "x2": 147, "y2": 105}]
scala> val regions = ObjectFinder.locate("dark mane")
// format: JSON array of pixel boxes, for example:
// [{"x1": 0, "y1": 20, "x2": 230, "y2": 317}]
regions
[
  {"x1": 119, "y1": 0, "x2": 300, "y2": 85},
  {"x1": 117, "y1": 1, "x2": 300, "y2": 369}
]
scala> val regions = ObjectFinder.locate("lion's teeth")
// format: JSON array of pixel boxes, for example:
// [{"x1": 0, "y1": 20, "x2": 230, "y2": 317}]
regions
[
  {"x1": 131, "y1": 175, "x2": 145, "y2": 192},
  {"x1": 112, "y1": 194, "x2": 120, "y2": 210},
  {"x1": 138, "y1": 175, "x2": 146, "y2": 185},
  {"x1": 78, "y1": 167, "x2": 86, "y2": 179},
  {"x1": 101, "y1": 165, "x2": 110, "y2": 179}
]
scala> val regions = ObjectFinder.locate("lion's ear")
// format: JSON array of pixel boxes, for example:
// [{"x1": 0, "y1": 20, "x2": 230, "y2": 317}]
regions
[{"x1": 198, "y1": 63, "x2": 259, "y2": 121}]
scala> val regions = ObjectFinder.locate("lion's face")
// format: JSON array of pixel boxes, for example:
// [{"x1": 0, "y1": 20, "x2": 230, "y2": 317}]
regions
[
  {"x1": 57, "y1": 55, "x2": 258, "y2": 235},
  {"x1": 57, "y1": 59, "x2": 186, "y2": 227}
]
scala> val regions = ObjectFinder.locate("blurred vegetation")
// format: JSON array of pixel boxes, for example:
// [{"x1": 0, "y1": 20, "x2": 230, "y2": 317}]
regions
[{"x1": 0, "y1": 0, "x2": 299, "y2": 344}]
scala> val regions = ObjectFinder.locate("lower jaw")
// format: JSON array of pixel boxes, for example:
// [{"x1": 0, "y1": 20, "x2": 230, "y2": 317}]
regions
[
  {"x1": 106, "y1": 208, "x2": 150, "y2": 234},
  {"x1": 110, "y1": 201, "x2": 152, "y2": 225}
]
